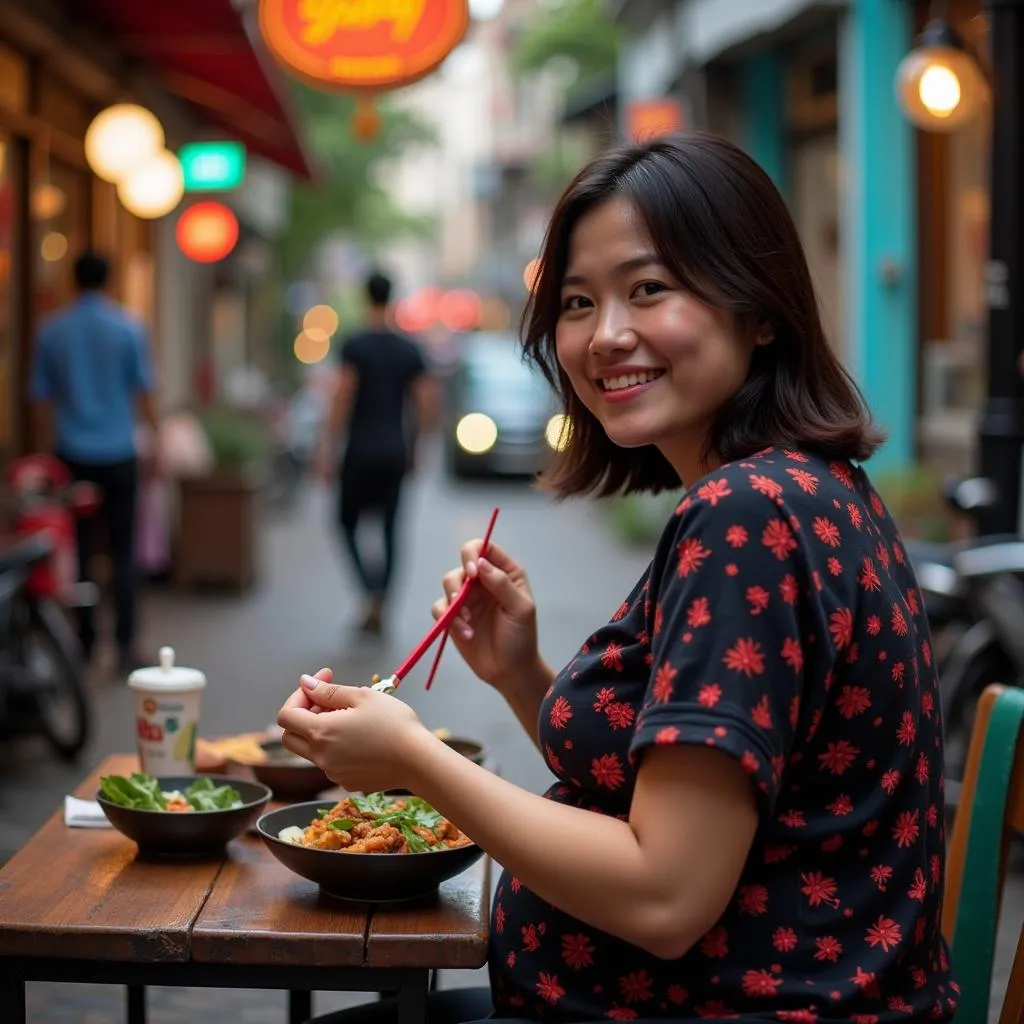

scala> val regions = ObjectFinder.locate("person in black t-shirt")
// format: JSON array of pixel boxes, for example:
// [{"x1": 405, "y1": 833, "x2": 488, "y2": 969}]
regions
[{"x1": 316, "y1": 271, "x2": 433, "y2": 635}]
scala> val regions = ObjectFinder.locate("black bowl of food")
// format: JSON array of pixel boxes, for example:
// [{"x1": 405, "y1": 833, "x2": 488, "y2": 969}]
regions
[
  {"x1": 257, "y1": 792, "x2": 484, "y2": 902},
  {"x1": 431, "y1": 729, "x2": 487, "y2": 766},
  {"x1": 229, "y1": 739, "x2": 333, "y2": 801},
  {"x1": 96, "y1": 772, "x2": 272, "y2": 857}
]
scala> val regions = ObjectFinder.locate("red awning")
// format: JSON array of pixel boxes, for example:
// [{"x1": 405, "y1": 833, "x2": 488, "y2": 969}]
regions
[{"x1": 77, "y1": 0, "x2": 314, "y2": 179}]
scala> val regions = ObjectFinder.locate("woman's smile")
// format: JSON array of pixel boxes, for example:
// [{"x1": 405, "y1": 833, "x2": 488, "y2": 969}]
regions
[{"x1": 596, "y1": 367, "x2": 666, "y2": 402}]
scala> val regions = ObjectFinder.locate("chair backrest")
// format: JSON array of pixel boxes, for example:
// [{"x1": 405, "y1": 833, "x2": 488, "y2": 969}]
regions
[{"x1": 942, "y1": 683, "x2": 1024, "y2": 1022}]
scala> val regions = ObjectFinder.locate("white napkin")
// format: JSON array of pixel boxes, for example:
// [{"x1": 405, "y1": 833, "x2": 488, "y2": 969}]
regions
[{"x1": 64, "y1": 795, "x2": 113, "y2": 828}]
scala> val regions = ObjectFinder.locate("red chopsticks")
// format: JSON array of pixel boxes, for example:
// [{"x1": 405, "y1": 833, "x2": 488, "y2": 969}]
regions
[{"x1": 390, "y1": 506, "x2": 499, "y2": 691}]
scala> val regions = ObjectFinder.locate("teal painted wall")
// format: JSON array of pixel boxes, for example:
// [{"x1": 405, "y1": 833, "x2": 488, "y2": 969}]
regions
[
  {"x1": 742, "y1": 52, "x2": 787, "y2": 194},
  {"x1": 839, "y1": 0, "x2": 916, "y2": 470}
]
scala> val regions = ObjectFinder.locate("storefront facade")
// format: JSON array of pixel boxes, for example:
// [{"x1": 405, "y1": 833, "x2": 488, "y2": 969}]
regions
[
  {"x1": 0, "y1": 0, "x2": 309, "y2": 467},
  {"x1": 914, "y1": 0, "x2": 991, "y2": 479},
  {"x1": 616, "y1": 0, "x2": 1004, "y2": 483}
]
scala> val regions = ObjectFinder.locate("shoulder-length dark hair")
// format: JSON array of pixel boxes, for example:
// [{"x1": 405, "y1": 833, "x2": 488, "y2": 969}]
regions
[{"x1": 522, "y1": 130, "x2": 884, "y2": 498}]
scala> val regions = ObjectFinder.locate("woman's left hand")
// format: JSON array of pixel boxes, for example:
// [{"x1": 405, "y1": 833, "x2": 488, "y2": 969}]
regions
[{"x1": 277, "y1": 669, "x2": 427, "y2": 793}]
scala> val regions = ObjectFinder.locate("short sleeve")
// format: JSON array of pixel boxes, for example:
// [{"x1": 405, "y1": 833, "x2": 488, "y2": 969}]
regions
[
  {"x1": 29, "y1": 327, "x2": 54, "y2": 401},
  {"x1": 630, "y1": 489, "x2": 810, "y2": 815},
  {"x1": 128, "y1": 323, "x2": 155, "y2": 392}
]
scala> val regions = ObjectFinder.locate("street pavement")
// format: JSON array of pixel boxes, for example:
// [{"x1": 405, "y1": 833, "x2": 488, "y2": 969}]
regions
[{"x1": 3, "y1": 441, "x2": 1023, "y2": 1022}]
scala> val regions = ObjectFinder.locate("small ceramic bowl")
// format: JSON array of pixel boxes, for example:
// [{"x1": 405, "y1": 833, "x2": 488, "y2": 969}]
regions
[
  {"x1": 256, "y1": 800, "x2": 484, "y2": 902},
  {"x1": 229, "y1": 740, "x2": 333, "y2": 801},
  {"x1": 96, "y1": 775, "x2": 271, "y2": 857}
]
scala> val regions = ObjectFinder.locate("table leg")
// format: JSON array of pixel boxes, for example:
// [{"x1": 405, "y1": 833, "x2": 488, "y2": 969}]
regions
[
  {"x1": 1, "y1": 974, "x2": 25, "y2": 1024},
  {"x1": 398, "y1": 977, "x2": 429, "y2": 1024},
  {"x1": 289, "y1": 989, "x2": 313, "y2": 1024},
  {"x1": 126, "y1": 984, "x2": 146, "y2": 1024}
]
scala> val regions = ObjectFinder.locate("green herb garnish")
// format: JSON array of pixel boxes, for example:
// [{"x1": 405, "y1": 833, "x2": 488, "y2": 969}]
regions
[
  {"x1": 348, "y1": 793, "x2": 448, "y2": 851},
  {"x1": 327, "y1": 818, "x2": 359, "y2": 832}
]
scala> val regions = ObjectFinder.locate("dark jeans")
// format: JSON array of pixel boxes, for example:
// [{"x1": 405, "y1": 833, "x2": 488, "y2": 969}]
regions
[
  {"x1": 62, "y1": 455, "x2": 138, "y2": 654},
  {"x1": 337, "y1": 460, "x2": 406, "y2": 601}
]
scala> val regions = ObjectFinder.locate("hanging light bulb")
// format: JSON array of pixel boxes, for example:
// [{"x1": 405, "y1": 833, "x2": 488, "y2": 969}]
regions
[
  {"x1": 895, "y1": 18, "x2": 988, "y2": 132},
  {"x1": 85, "y1": 104, "x2": 165, "y2": 182},
  {"x1": 117, "y1": 150, "x2": 185, "y2": 219}
]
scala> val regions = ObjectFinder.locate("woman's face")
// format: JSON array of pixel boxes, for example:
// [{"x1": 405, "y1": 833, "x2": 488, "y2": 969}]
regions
[{"x1": 555, "y1": 196, "x2": 766, "y2": 485}]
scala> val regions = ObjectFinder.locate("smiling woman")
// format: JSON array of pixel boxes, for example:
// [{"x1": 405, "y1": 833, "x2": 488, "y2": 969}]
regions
[
  {"x1": 289, "y1": 131, "x2": 956, "y2": 1024},
  {"x1": 522, "y1": 132, "x2": 883, "y2": 499}
]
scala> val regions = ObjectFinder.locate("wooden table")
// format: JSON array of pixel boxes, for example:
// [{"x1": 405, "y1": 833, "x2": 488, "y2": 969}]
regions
[{"x1": 0, "y1": 755, "x2": 491, "y2": 1024}]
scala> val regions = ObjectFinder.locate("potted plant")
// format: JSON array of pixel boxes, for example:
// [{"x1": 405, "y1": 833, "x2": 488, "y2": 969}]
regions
[{"x1": 175, "y1": 407, "x2": 271, "y2": 591}]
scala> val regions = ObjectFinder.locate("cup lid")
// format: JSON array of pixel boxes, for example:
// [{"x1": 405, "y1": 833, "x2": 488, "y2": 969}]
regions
[{"x1": 127, "y1": 646, "x2": 206, "y2": 692}]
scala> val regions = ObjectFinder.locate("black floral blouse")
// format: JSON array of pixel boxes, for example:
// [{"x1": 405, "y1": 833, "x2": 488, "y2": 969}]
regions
[{"x1": 489, "y1": 448, "x2": 957, "y2": 1023}]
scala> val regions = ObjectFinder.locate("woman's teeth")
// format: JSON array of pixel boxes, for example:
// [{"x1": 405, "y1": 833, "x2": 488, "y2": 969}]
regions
[{"x1": 601, "y1": 370, "x2": 662, "y2": 392}]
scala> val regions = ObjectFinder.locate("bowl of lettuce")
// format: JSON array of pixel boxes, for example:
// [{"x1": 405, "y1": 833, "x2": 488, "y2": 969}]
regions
[{"x1": 96, "y1": 772, "x2": 271, "y2": 856}]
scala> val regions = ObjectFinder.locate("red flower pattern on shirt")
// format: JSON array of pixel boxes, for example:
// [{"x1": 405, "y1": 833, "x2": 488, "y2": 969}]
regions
[{"x1": 493, "y1": 450, "x2": 954, "y2": 1023}]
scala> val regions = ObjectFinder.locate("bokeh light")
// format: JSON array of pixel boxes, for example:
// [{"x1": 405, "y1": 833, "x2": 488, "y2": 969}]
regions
[
  {"x1": 32, "y1": 183, "x2": 67, "y2": 220},
  {"x1": 176, "y1": 201, "x2": 239, "y2": 262},
  {"x1": 84, "y1": 103, "x2": 164, "y2": 183},
  {"x1": 455, "y1": 413, "x2": 498, "y2": 454},
  {"x1": 294, "y1": 331, "x2": 330, "y2": 364},
  {"x1": 40, "y1": 231, "x2": 68, "y2": 262},
  {"x1": 438, "y1": 289, "x2": 482, "y2": 332},
  {"x1": 523, "y1": 258, "x2": 542, "y2": 293},
  {"x1": 303, "y1": 304, "x2": 339, "y2": 337},
  {"x1": 117, "y1": 149, "x2": 184, "y2": 219},
  {"x1": 545, "y1": 414, "x2": 572, "y2": 452}
]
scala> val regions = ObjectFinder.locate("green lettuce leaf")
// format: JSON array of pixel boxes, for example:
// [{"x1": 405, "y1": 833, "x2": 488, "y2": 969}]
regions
[
  {"x1": 184, "y1": 777, "x2": 243, "y2": 811},
  {"x1": 99, "y1": 773, "x2": 167, "y2": 811}
]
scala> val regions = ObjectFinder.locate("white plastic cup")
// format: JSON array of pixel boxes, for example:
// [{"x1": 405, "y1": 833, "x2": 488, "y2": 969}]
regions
[{"x1": 127, "y1": 646, "x2": 207, "y2": 775}]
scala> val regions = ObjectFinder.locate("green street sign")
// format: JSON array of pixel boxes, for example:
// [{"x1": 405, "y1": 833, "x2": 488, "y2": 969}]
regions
[{"x1": 179, "y1": 142, "x2": 246, "y2": 191}]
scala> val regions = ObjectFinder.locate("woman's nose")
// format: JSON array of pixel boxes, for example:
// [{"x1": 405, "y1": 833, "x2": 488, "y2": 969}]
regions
[{"x1": 588, "y1": 305, "x2": 637, "y2": 355}]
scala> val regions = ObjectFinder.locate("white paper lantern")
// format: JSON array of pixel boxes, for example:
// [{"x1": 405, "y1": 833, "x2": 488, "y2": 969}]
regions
[
  {"x1": 117, "y1": 150, "x2": 184, "y2": 220},
  {"x1": 85, "y1": 104, "x2": 165, "y2": 183}
]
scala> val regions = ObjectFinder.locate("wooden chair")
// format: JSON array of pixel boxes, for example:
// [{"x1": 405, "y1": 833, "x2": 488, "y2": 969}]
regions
[{"x1": 943, "y1": 683, "x2": 1024, "y2": 1022}]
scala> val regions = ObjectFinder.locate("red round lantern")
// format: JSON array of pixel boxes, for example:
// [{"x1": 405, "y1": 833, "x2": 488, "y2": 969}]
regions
[{"x1": 176, "y1": 201, "x2": 239, "y2": 263}]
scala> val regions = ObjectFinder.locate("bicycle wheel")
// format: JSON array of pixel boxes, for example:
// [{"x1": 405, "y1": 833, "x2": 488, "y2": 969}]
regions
[{"x1": 21, "y1": 597, "x2": 92, "y2": 760}]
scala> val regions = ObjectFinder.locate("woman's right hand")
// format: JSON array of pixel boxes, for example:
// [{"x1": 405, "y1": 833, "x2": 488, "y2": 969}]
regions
[{"x1": 432, "y1": 539, "x2": 540, "y2": 692}]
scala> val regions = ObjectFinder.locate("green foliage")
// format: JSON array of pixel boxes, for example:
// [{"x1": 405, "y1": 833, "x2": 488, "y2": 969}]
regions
[
  {"x1": 873, "y1": 464, "x2": 953, "y2": 542},
  {"x1": 511, "y1": 0, "x2": 620, "y2": 91},
  {"x1": 528, "y1": 133, "x2": 594, "y2": 195},
  {"x1": 195, "y1": 407, "x2": 271, "y2": 469},
  {"x1": 607, "y1": 491, "x2": 683, "y2": 547},
  {"x1": 277, "y1": 85, "x2": 438, "y2": 278}
]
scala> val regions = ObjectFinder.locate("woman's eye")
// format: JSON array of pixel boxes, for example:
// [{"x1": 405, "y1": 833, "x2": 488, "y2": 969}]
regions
[
  {"x1": 635, "y1": 281, "x2": 667, "y2": 297},
  {"x1": 562, "y1": 295, "x2": 591, "y2": 311}
]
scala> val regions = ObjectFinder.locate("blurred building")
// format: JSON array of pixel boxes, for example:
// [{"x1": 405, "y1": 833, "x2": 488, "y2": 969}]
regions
[
  {"x1": 614, "y1": 0, "x2": 992, "y2": 477},
  {"x1": 378, "y1": 0, "x2": 565, "y2": 315},
  {"x1": 0, "y1": 0, "x2": 311, "y2": 466}
]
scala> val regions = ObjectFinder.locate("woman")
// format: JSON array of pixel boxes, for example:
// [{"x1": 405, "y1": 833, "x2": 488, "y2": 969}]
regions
[{"x1": 279, "y1": 132, "x2": 956, "y2": 1023}]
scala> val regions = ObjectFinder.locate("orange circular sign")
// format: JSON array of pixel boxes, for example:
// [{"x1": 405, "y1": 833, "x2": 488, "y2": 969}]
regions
[
  {"x1": 258, "y1": 0, "x2": 469, "y2": 91},
  {"x1": 176, "y1": 202, "x2": 239, "y2": 263}
]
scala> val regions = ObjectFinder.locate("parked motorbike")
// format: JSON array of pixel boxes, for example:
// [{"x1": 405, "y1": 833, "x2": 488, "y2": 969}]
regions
[
  {"x1": 0, "y1": 454, "x2": 100, "y2": 760},
  {"x1": 904, "y1": 475, "x2": 1024, "y2": 768}
]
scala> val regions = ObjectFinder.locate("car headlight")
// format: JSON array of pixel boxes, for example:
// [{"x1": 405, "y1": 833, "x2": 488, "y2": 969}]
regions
[
  {"x1": 456, "y1": 413, "x2": 498, "y2": 454},
  {"x1": 545, "y1": 414, "x2": 572, "y2": 452}
]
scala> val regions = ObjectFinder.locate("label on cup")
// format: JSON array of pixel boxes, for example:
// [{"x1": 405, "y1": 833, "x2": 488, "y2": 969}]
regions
[{"x1": 134, "y1": 692, "x2": 200, "y2": 775}]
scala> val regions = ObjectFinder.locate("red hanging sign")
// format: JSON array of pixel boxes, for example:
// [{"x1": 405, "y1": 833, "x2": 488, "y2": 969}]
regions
[{"x1": 258, "y1": 0, "x2": 470, "y2": 91}]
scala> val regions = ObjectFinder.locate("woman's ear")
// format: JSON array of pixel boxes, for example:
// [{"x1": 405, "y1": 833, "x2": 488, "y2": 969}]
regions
[{"x1": 755, "y1": 318, "x2": 775, "y2": 346}]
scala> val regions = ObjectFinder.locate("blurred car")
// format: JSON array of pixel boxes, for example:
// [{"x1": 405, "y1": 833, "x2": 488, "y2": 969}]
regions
[{"x1": 443, "y1": 332, "x2": 566, "y2": 479}]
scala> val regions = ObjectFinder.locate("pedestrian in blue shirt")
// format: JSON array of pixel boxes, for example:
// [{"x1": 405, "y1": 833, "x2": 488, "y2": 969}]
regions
[{"x1": 29, "y1": 251, "x2": 159, "y2": 677}]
